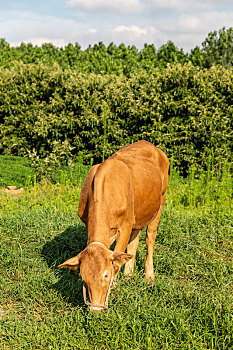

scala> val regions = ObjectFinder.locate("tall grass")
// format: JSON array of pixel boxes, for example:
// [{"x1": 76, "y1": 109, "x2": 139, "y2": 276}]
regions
[
  {"x1": 168, "y1": 156, "x2": 232, "y2": 213},
  {"x1": 0, "y1": 156, "x2": 232, "y2": 349}
]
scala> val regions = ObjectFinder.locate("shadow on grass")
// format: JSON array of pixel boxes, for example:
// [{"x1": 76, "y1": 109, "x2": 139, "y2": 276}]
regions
[
  {"x1": 41, "y1": 225, "x2": 148, "y2": 309},
  {"x1": 41, "y1": 224, "x2": 87, "y2": 307}
]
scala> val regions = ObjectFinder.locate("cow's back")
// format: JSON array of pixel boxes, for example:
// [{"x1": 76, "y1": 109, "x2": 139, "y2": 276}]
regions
[
  {"x1": 114, "y1": 141, "x2": 166, "y2": 176},
  {"x1": 111, "y1": 140, "x2": 169, "y2": 228},
  {"x1": 114, "y1": 140, "x2": 158, "y2": 161}
]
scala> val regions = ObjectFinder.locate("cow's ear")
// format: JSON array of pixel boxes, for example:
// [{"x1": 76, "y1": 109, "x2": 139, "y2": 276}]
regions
[
  {"x1": 58, "y1": 252, "x2": 83, "y2": 271},
  {"x1": 112, "y1": 252, "x2": 133, "y2": 266}
]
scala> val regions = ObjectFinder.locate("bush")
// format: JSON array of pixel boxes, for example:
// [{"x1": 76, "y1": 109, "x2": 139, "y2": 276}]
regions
[{"x1": 0, "y1": 62, "x2": 232, "y2": 174}]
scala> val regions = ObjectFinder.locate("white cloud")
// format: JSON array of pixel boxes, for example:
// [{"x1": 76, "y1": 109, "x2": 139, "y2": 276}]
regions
[
  {"x1": 0, "y1": 10, "x2": 83, "y2": 46},
  {"x1": 145, "y1": 0, "x2": 191, "y2": 12},
  {"x1": 72, "y1": 25, "x2": 163, "y2": 49},
  {"x1": 66, "y1": 0, "x2": 216, "y2": 14},
  {"x1": 111, "y1": 25, "x2": 162, "y2": 47},
  {"x1": 178, "y1": 15, "x2": 202, "y2": 31},
  {"x1": 88, "y1": 28, "x2": 97, "y2": 34},
  {"x1": 178, "y1": 11, "x2": 233, "y2": 31},
  {"x1": 157, "y1": 10, "x2": 233, "y2": 51},
  {"x1": 11, "y1": 37, "x2": 67, "y2": 47},
  {"x1": 67, "y1": 0, "x2": 144, "y2": 14}
]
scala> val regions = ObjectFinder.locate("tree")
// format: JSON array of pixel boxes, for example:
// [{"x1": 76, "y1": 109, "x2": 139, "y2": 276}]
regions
[
  {"x1": 202, "y1": 27, "x2": 233, "y2": 67},
  {"x1": 157, "y1": 41, "x2": 188, "y2": 67}
]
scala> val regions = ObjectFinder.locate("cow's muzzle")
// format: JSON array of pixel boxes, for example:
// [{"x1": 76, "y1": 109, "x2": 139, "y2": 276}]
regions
[{"x1": 82, "y1": 268, "x2": 115, "y2": 312}]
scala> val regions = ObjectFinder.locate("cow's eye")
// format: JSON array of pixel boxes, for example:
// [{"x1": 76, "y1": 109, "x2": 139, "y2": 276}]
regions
[{"x1": 103, "y1": 272, "x2": 109, "y2": 279}]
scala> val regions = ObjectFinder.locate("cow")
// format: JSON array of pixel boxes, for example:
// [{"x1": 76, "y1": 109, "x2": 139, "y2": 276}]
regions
[{"x1": 59, "y1": 140, "x2": 169, "y2": 312}]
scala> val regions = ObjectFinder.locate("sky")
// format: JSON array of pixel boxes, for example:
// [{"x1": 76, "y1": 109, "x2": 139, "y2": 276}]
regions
[{"x1": 0, "y1": 0, "x2": 232, "y2": 52}]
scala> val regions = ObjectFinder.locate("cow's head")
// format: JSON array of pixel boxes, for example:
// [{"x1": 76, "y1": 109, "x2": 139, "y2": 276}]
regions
[{"x1": 58, "y1": 243, "x2": 132, "y2": 312}]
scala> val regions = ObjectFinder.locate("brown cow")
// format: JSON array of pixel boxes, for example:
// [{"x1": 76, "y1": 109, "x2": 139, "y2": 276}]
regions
[{"x1": 59, "y1": 140, "x2": 169, "y2": 311}]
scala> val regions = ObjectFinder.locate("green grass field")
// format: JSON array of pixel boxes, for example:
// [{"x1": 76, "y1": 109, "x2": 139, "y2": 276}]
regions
[{"x1": 0, "y1": 156, "x2": 232, "y2": 349}]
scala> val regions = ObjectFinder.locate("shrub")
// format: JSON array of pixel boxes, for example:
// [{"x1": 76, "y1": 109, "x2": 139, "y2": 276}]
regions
[{"x1": 0, "y1": 62, "x2": 232, "y2": 174}]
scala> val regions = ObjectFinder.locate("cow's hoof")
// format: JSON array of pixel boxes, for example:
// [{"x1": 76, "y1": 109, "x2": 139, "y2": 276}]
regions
[{"x1": 145, "y1": 272, "x2": 155, "y2": 280}]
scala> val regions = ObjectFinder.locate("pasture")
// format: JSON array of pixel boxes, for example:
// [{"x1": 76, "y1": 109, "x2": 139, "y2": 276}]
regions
[{"x1": 0, "y1": 156, "x2": 232, "y2": 349}]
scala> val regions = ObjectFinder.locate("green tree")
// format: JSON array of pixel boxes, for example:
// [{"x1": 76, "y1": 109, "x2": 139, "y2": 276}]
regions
[
  {"x1": 157, "y1": 41, "x2": 188, "y2": 66},
  {"x1": 202, "y1": 27, "x2": 233, "y2": 67}
]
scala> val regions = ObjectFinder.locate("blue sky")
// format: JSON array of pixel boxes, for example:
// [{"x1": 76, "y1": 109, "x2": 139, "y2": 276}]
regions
[{"x1": 0, "y1": 0, "x2": 232, "y2": 52}]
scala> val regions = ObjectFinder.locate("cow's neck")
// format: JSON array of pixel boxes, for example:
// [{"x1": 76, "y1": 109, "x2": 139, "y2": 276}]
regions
[{"x1": 87, "y1": 200, "x2": 111, "y2": 248}]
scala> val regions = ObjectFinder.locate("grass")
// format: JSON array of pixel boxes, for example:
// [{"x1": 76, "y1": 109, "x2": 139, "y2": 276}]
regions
[
  {"x1": 0, "y1": 155, "x2": 34, "y2": 188},
  {"x1": 0, "y1": 156, "x2": 232, "y2": 349},
  {"x1": 0, "y1": 155, "x2": 90, "y2": 188}
]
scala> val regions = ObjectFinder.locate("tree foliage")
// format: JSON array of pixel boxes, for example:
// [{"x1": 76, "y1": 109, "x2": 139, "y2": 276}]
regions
[
  {"x1": 0, "y1": 62, "x2": 232, "y2": 174},
  {"x1": 0, "y1": 28, "x2": 232, "y2": 73},
  {"x1": 190, "y1": 27, "x2": 233, "y2": 68},
  {"x1": 202, "y1": 27, "x2": 233, "y2": 67}
]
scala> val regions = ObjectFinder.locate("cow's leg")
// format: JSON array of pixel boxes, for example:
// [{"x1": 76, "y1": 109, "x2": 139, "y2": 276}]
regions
[
  {"x1": 145, "y1": 213, "x2": 161, "y2": 280},
  {"x1": 113, "y1": 223, "x2": 133, "y2": 281},
  {"x1": 124, "y1": 229, "x2": 141, "y2": 276},
  {"x1": 145, "y1": 192, "x2": 166, "y2": 280}
]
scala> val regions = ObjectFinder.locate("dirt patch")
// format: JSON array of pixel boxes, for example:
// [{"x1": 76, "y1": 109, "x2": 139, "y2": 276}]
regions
[{"x1": 0, "y1": 186, "x2": 25, "y2": 196}]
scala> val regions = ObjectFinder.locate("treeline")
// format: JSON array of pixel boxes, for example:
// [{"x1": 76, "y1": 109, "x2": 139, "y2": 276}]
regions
[
  {"x1": 0, "y1": 27, "x2": 233, "y2": 74},
  {"x1": 0, "y1": 62, "x2": 232, "y2": 175}
]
